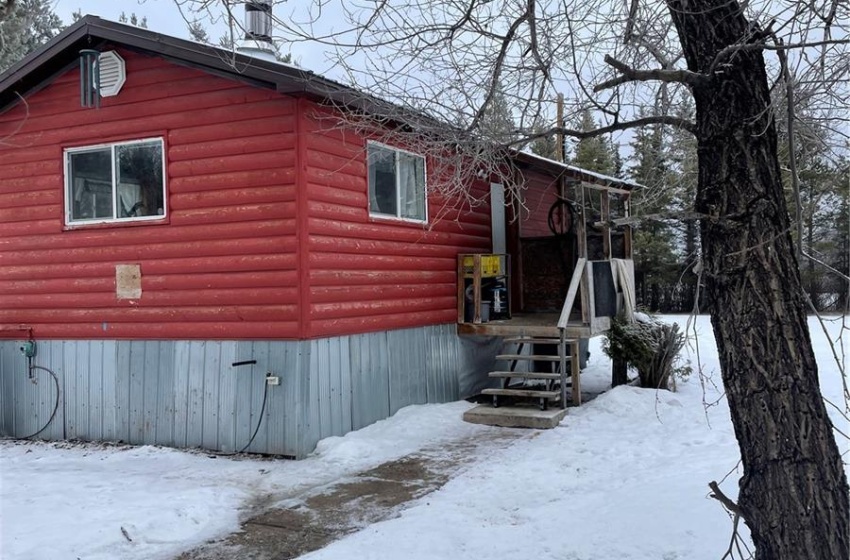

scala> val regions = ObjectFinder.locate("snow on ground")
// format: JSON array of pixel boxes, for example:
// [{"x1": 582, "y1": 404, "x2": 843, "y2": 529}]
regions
[
  {"x1": 0, "y1": 401, "x2": 491, "y2": 560},
  {"x1": 1, "y1": 315, "x2": 848, "y2": 560}
]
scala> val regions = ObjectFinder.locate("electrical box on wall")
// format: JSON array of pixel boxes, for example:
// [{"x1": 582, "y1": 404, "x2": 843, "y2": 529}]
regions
[{"x1": 20, "y1": 340, "x2": 36, "y2": 358}]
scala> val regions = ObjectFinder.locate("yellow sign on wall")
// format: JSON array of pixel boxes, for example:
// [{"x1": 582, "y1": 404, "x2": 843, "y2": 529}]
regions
[{"x1": 462, "y1": 255, "x2": 502, "y2": 277}]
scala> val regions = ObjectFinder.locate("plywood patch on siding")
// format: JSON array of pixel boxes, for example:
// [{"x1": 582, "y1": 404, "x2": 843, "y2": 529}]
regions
[{"x1": 116, "y1": 264, "x2": 142, "y2": 299}]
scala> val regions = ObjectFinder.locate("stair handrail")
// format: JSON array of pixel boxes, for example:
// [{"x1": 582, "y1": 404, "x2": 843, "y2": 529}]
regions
[{"x1": 557, "y1": 258, "x2": 587, "y2": 330}]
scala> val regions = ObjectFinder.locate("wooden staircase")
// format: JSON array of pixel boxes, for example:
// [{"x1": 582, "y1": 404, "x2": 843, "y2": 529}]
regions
[{"x1": 481, "y1": 336, "x2": 582, "y2": 410}]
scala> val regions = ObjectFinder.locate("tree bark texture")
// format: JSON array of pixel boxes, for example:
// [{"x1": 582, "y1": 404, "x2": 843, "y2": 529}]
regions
[{"x1": 666, "y1": 1, "x2": 849, "y2": 558}]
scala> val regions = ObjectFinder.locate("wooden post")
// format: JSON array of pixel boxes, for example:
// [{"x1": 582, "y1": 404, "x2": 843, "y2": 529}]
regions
[
  {"x1": 571, "y1": 339, "x2": 581, "y2": 406},
  {"x1": 584, "y1": 262, "x2": 596, "y2": 331},
  {"x1": 624, "y1": 193, "x2": 633, "y2": 259},
  {"x1": 601, "y1": 192, "x2": 611, "y2": 260},
  {"x1": 576, "y1": 186, "x2": 587, "y2": 259},
  {"x1": 557, "y1": 93, "x2": 565, "y2": 163},
  {"x1": 472, "y1": 254, "x2": 482, "y2": 323},
  {"x1": 559, "y1": 328, "x2": 568, "y2": 408},
  {"x1": 457, "y1": 255, "x2": 465, "y2": 323}
]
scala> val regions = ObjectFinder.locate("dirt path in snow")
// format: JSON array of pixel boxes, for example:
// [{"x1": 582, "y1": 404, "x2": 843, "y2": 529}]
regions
[{"x1": 175, "y1": 429, "x2": 525, "y2": 560}]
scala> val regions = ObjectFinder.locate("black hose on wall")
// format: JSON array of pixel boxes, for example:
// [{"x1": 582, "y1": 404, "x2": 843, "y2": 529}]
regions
[{"x1": 20, "y1": 363, "x2": 61, "y2": 440}]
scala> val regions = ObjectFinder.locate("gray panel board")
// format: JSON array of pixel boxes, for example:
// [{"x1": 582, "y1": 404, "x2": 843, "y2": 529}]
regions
[
  {"x1": 349, "y1": 331, "x2": 390, "y2": 431},
  {"x1": 0, "y1": 323, "x2": 495, "y2": 458},
  {"x1": 387, "y1": 327, "x2": 429, "y2": 415}
]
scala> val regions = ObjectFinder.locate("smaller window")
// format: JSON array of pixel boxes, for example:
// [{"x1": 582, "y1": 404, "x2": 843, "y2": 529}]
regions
[
  {"x1": 65, "y1": 138, "x2": 165, "y2": 225},
  {"x1": 367, "y1": 142, "x2": 427, "y2": 222}
]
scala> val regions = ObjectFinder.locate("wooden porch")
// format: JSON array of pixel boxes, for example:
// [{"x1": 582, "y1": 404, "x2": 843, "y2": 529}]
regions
[
  {"x1": 456, "y1": 172, "x2": 637, "y2": 420},
  {"x1": 456, "y1": 312, "x2": 610, "y2": 340}
]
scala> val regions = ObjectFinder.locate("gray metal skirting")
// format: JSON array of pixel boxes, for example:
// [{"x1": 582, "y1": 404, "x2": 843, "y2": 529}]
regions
[{"x1": 0, "y1": 325, "x2": 498, "y2": 458}]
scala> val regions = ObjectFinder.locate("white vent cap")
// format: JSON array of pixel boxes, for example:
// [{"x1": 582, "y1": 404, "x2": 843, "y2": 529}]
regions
[{"x1": 97, "y1": 51, "x2": 126, "y2": 97}]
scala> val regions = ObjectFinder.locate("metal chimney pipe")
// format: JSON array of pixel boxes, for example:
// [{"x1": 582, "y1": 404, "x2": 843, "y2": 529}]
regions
[{"x1": 237, "y1": 1, "x2": 276, "y2": 61}]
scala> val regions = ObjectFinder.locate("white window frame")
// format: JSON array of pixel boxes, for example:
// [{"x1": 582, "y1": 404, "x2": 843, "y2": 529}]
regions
[
  {"x1": 64, "y1": 137, "x2": 167, "y2": 226},
  {"x1": 366, "y1": 141, "x2": 428, "y2": 224}
]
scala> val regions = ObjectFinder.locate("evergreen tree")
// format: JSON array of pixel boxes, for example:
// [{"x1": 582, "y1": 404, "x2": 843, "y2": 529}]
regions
[
  {"x1": 831, "y1": 161, "x2": 850, "y2": 311},
  {"x1": 526, "y1": 114, "x2": 561, "y2": 160},
  {"x1": 609, "y1": 138, "x2": 623, "y2": 176},
  {"x1": 478, "y1": 83, "x2": 516, "y2": 144},
  {"x1": 667, "y1": 96, "x2": 701, "y2": 310},
  {"x1": 569, "y1": 110, "x2": 616, "y2": 175},
  {"x1": 529, "y1": 127, "x2": 560, "y2": 160},
  {"x1": 0, "y1": 0, "x2": 63, "y2": 72},
  {"x1": 118, "y1": 12, "x2": 148, "y2": 29},
  {"x1": 628, "y1": 110, "x2": 679, "y2": 310},
  {"x1": 188, "y1": 20, "x2": 293, "y2": 65},
  {"x1": 187, "y1": 20, "x2": 210, "y2": 44},
  {"x1": 774, "y1": 91, "x2": 848, "y2": 310}
]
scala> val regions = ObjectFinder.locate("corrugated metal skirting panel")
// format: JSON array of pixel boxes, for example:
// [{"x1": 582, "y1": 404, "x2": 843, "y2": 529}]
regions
[{"x1": 0, "y1": 324, "x2": 493, "y2": 458}]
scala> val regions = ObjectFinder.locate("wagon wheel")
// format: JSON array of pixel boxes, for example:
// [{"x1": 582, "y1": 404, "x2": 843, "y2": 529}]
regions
[{"x1": 547, "y1": 198, "x2": 576, "y2": 236}]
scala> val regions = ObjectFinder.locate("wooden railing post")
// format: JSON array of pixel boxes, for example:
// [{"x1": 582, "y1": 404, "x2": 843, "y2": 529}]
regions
[{"x1": 559, "y1": 328, "x2": 568, "y2": 408}]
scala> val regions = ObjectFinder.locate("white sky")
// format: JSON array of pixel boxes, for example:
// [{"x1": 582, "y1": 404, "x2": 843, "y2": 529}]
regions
[
  {"x1": 52, "y1": 0, "x2": 339, "y2": 74},
  {"x1": 54, "y1": 0, "x2": 192, "y2": 37}
]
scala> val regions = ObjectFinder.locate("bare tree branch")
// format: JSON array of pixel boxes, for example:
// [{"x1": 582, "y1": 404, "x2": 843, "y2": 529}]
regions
[
  {"x1": 594, "y1": 54, "x2": 709, "y2": 91},
  {"x1": 709, "y1": 38, "x2": 850, "y2": 75},
  {"x1": 557, "y1": 114, "x2": 696, "y2": 137}
]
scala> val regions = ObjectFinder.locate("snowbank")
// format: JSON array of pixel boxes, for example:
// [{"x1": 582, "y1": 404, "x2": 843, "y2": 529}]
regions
[{"x1": 1, "y1": 315, "x2": 847, "y2": 560}]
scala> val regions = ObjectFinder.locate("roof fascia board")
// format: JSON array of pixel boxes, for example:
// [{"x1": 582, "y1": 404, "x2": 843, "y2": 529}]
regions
[
  {"x1": 0, "y1": 21, "x2": 89, "y2": 94},
  {"x1": 86, "y1": 22, "x2": 284, "y2": 89}
]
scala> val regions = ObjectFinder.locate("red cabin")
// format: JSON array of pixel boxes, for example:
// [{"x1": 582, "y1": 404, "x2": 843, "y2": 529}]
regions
[{"x1": 0, "y1": 16, "x2": 636, "y2": 456}]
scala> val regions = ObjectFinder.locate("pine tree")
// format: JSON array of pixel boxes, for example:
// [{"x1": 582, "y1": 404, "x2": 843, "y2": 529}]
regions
[
  {"x1": 0, "y1": 0, "x2": 63, "y2": 72},
  {"x1": 187, "y1": 20, "x2": 209, "y2": 44},
  {"x1": 628, "y1": 110, "x2": 679, "y2": 310},
  {"x1": 668, "y1": 97, "x2": 701, "y2": 311},
  {"x1": 832, "y1": 162, "x2": 850, "y2": 311},
  {"x1": 569, "y1": 110, "x2": 615, "y2": 175},
  {"x1": 118, "y1": 12, "x2": 148, "y2": 28},
  {"x1": 478, "y1": 83, "x2": 516, "y2": 144},
  {"x1": 529, "y1": 126, "x2": 560, "y2": 160},
  {"x1": 774, "y1": 91, "x2": 848, "y2": 310},
  {"x1": 526, "y1": 114, "x2": 561, "y2": 160},
  {"x1": 188, "y1": 20, "x2": 293, "y2": 65}
]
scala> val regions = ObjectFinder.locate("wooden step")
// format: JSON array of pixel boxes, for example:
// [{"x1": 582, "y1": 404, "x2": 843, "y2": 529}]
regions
[
  {"x1": 482, "y1": 388, "x2": 561, "y2": 399},
  {"x1": 497, "y1": 354, "x2": 565, "y2": 362},
  {"x1": 502, "y1": 337, "x2": 575, "y2": 345},
  {"x1": 488, "y1": 371, "x2": 562, "y2": 380}
]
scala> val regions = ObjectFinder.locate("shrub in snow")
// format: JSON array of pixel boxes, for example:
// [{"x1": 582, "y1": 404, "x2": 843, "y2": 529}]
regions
[{"x1": 603, "y1": 314, "x2": 691, "y2": 390}]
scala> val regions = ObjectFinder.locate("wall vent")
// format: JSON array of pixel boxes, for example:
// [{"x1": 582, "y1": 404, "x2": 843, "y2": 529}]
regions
[{"x1": 97, "y1": 51, "x2": 126, "y2": 97}]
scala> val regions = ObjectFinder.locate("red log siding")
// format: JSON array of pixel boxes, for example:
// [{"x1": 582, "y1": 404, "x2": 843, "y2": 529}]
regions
[
  {"x1": 0, "y1": 50, "x2": 299, "y2": 340},
  {"x1": 301, "y1": 108, "x2": 492, "y2": 338},
  {"x1": 518, "y1": 169, "x2": 559, "y2": 238}
]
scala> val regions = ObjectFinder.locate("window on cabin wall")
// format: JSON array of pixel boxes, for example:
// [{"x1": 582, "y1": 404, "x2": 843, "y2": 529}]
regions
[
  {"x1": 65, "y1": 138, "x2": 165, "y2": 225},
  {"x1": 367, "y1": 142, "x2": 427, "y2": 222}
]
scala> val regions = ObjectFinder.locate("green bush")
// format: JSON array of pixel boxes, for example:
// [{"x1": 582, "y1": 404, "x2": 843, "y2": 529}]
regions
[{"x1": 603, "y1": 314, "x2": 691, "y2": 390}]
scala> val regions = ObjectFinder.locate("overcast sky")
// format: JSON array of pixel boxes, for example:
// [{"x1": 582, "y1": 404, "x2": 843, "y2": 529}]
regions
[
  {"x1": 55, "y1": 0, "x2": 191, "y2": 37},
  {"x1": 52, "y1": 0, "x2": 341, "y2": 74}
]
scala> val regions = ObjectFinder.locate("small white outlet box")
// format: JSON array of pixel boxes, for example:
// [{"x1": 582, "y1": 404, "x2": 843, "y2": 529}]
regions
[{"x1": 266, "y1": 375, "x2": 280, "y2": 386}]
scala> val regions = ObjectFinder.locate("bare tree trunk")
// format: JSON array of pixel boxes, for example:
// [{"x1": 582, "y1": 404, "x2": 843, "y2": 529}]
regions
[
  {"x1": 667, "y1": 1, "x2": 849, "y2": 558},
  {"x1": 806, "y1": 197, "x2": 818, "y2": 308},
  {"x1": 684, "y1": 221, "x2": 699, "y2": 311}
]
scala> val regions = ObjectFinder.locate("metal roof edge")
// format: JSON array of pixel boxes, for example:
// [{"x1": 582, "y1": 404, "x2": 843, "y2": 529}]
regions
[
  {"x1": 513, "y1": 150, "x2": 641, "y2": 191},
  {"x1": 0, "y1": 16, "x2": 641, "y2": 193}
]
